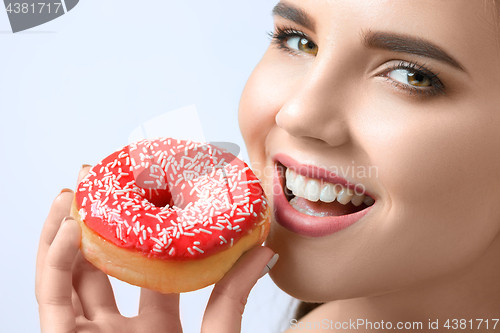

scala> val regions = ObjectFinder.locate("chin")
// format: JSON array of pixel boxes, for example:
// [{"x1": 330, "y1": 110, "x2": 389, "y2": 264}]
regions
[
  {"x1": 263, "y1": 205, "x2": 427, "y2": 303},
  {"x1": 264, "y1": 223, "x2": 383, "y2": 303}
]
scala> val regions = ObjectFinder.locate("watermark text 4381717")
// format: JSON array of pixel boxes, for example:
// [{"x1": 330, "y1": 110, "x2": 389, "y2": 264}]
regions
[{"x1": 3, "y1": 0, "x2": 79, "y2": 33}]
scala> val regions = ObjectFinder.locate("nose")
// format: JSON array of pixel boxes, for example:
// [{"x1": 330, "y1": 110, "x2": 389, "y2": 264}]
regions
[{"x1": 275, "y1": 60, "x2": 351, "y2": 147}]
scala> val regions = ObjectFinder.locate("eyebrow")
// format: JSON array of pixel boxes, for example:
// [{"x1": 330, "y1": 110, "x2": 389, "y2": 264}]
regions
[
  {"x1": 272, "y1": 1, "x2": 315, "y2": 31},
  {"x1": 363, "y1": 30, "x2": 464, "y2": 71},
  {"x1": 272, "y1": 2, "x2": 464, "y2": 71}
]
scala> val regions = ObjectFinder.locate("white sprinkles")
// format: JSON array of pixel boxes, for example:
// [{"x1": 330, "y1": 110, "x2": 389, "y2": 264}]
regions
[{"x1": 76, "y1": 138, "x2": 267, "y2": 259}]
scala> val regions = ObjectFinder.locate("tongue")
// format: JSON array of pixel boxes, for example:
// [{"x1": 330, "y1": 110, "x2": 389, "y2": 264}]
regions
[{"x1": 289, "y1": 197, "x2": 360, "y2": 217}]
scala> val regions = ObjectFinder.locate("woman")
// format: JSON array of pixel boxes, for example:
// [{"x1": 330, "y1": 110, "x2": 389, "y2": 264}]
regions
[{"x1": 36, "y1": 0, "x2": 500, "y2": 331}]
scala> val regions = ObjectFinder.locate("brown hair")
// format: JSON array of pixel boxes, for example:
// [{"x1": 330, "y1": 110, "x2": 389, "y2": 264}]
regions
[{"x1": 293, "y1": 301, "x2": 324, "y2": 321}]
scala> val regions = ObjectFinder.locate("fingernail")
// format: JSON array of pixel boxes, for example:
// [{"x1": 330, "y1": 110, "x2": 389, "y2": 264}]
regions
[
  {"x1": 62, "y1": 216, "x2": 75, "y2": 224},
  {"x1": 81, "y1": 164, "x2": 92, "y2": 169},
  {"x1": 60, "y1": 188, "x2": 73, "y2": 195},
  {"x1": 259, "y1": 253, "x2": 279, "y2": 278}
]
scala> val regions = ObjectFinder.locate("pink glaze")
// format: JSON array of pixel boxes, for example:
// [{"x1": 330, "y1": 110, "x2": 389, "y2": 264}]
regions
[{"x1": 75, "y1": 138, "x2": 267, "y2": 260}]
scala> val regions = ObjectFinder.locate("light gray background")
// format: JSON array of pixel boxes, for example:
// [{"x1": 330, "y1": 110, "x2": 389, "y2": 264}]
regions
[{"x1": 0, "y1": 1, "x2": 296, "y2": 332}]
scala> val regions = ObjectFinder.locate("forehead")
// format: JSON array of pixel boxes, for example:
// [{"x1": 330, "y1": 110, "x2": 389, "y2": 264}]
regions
[{"x1": 275, "y1": 0, "x2": 500, "y2": 76}]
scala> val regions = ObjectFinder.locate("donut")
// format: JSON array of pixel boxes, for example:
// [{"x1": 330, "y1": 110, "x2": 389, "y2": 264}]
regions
[{"x1": 71, "y1": 137, "x2": 270, "y2": 293}]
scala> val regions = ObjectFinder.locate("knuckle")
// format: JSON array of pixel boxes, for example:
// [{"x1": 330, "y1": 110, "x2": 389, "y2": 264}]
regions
[
  {"x1": 38, "y1": 293, "x2": 73, "y2": 308},
  {"x1": 212, "y1": 285, "x2": 247, "y2": 314},
  {"x1": 45, "y1": 256, "x2": 74, "y2": 272}
]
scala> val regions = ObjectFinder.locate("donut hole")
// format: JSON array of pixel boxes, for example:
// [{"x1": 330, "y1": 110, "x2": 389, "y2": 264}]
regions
[
  {"x1": 145, "y1": 188, "x2": 173, "y2": 208},
  {"x1": 134, "y1": 169, "x2": 172, "y2": 208}
]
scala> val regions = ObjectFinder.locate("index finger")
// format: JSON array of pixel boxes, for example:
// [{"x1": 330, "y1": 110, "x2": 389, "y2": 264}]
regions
[
  {"x1": 35, "y1": 190, "x2": 74, "y2": 300},
  {"x1": 37, "y1": 165, "x2": 90, "y2": 256},
  {"x1": 38, "y1": 217, "x2": 81, "y2": 333},
  {"x1": 202, "y1": 246, "x2": 276, "y2": 333},
  {"x1": 35, "y1": 165, "x2": 91, "y2": 299}
]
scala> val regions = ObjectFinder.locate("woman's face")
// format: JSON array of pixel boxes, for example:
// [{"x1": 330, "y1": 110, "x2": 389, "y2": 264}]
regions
[{"x1": 239, "y1": 0, "x2": 500, "y2": 301}]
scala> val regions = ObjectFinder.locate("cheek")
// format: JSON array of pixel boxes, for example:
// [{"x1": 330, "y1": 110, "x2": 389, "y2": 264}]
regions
[
  {"x1": 348, "y1": 101, "x2": 500, "y2": 295},
  {"x1": 375, "y1": 107, "x2": 500, "y2": 234},
  {"x1": 268, "y1": 100, "x2": 500, "y2": 302},
  {"x1": 239, "y1": 61, "x2": 274, "y2": 151},
  {"x1": 238, "y1": 52, "x2": 298, "y2": 163}
]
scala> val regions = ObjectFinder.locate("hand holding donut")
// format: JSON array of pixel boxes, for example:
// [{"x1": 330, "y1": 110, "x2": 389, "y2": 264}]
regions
[{"x1": 36, "y1": 166, "x2": 277, "y2": 333}]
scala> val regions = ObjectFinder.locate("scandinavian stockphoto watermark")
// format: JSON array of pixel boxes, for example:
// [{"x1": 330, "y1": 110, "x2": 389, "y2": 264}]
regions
[
  {"x1": 126, "y1": 104, "x2": 379, "y2": 199},
  {"x1": 289, "y1": 318, "x2": 500, "y2": 330},
  {"x1": 3, "y1": 0, "x2": 79, "y2": 33},
  {"x1": 252, "y1": 162, "x2": 379, "y2": 197},
  {"x1": 289, "y1": 318, "x2": 423, "y2": 330}
]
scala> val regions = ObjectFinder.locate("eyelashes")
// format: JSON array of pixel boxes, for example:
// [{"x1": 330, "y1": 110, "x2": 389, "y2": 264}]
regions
[
  {"x1": 267, "y1": 25, "x2": 446, "y2": 99},
  {"x1": 382, "y1": 61, "x2": 445, "y2": 97},
  {"x1": 268, "y1": 25, "x2": 315, "y2": 56}
]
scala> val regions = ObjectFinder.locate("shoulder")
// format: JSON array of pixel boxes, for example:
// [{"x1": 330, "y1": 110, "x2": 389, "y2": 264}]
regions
[{"x1": 282, "y1": 302, "x2": 337, "y2": 332}]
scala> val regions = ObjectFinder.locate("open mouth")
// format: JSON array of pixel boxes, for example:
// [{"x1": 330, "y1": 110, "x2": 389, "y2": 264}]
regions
[
  {"x1": 272, "y1": 158, "x2": 375, "y2": 237},
  {"x1": 278, "y1": 162, "x2": 374, "y2": 217}
]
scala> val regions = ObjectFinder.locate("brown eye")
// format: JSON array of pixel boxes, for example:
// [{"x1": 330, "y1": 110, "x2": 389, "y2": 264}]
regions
[
  {"x1": 286, "y1": 36, "x2": 318, "y2": 55},
  {"x1": 389, "y1": 69, "x2": 432, "y2": 87},
  {"x1": 407, "y1": 71, "x2": 431, "y2": 86}
]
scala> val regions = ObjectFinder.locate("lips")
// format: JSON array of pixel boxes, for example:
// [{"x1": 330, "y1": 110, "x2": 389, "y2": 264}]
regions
[{"x1": 272, "y1": 154, "x2": 374, "y2": 237}]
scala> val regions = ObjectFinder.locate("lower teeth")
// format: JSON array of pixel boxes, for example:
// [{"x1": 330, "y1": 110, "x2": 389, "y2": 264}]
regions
[{"x1": 289, "y1": 197, "x2": 333, "y2": 217}]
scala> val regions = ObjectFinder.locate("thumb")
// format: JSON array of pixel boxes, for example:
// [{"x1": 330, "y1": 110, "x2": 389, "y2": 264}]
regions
[{"x1": 201, "y1": 246, "x2": 278, "y2": 333}]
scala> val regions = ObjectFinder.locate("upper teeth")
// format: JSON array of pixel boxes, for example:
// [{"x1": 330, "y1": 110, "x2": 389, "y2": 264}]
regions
[{"x1": 285, "y1": 168, "x2": 375, "y2": 207}]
